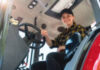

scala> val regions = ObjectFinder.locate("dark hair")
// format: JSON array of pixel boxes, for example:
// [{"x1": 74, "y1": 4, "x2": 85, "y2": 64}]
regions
[{"x1": 60, "y1": 8, "x2": 74, "y2": 17}]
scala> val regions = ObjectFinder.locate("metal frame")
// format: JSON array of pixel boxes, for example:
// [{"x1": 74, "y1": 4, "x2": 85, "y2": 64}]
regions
[
  {"x1": 90, "y1": 0, "x2": 100, "y2": 24},
  {"x1": 0, "y1": 0, "x2": 13, "y2": 69}
]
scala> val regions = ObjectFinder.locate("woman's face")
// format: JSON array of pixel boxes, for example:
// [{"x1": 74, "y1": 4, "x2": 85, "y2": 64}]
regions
[{"x1": 61, "y1": 13, "x2": 74, "y2": 28}]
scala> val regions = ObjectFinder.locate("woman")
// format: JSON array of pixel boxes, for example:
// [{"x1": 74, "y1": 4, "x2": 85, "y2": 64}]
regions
[{"x1": 31, "y1": 8, "x2": 86, "y2": 70}]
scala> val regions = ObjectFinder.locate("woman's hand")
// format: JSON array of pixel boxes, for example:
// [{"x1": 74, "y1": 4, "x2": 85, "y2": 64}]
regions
[
  {"x1": 57, "y1": 46, "x2": 65, "y2": 52},
  {"x1": 41, "y1": 29, "x2": 48, "y2": 37}
]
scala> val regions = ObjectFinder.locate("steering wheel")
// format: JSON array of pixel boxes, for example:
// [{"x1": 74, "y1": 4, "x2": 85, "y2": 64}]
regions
[{"x1": 19, "y1": 23, "x2": 45, "y2": 49}]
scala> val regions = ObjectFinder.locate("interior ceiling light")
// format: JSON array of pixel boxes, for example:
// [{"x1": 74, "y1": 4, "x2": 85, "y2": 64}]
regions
[
  {"x1": 28, "y1": 0, "x2": 38, "y2": 9},
  {"x1": 32, "y1": 1, "x2": 37, "y2": 5},
  {"x1": 28, "y1": 5, "x2": 34, "y2": 9},
  {"x1": 32, "y1": 2, "x2": 37, "y2": 5},
  {"x1": 51, "y1": 0, "x2": 75, "y2": 13}
]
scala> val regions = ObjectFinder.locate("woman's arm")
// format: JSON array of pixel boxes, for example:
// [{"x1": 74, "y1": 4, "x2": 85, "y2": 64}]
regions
[{"x1": 41, "y1": 29, "x2": 53, "y2": 47}]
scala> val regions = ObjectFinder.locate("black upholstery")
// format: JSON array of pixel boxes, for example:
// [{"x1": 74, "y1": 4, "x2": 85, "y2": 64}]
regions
[{"x1": 64, "y1": 32, "x2": 81, "y2": 61}]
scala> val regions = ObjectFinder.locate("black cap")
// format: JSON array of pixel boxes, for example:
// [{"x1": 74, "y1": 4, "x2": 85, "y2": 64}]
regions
[{"x1": 60, "y1": 8, "x2": 74, "y2": 17}]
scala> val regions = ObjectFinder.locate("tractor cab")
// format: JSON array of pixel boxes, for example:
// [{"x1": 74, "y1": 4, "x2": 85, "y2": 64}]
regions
[{"x1": 0, "y1": 0, "x2": 100, "y2": 70}]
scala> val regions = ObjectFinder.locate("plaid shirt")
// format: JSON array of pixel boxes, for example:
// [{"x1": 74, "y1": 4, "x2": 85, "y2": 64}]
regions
[{"x1": 51, "y1": 23, "x2": 86, "y2": 48}]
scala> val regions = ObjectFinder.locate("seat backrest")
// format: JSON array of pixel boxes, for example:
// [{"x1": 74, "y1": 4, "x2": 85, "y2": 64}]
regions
[
  {"x1": 1, "y1": 25, "x2": 29, "y2": 70},
  {"x1": 64, "y1": 35, "x2": 89, "y2": 70},
  {"x1": 64, "y1": 32, "x2": 81, "y2": 61}
]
